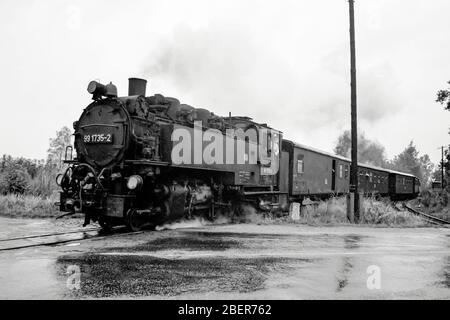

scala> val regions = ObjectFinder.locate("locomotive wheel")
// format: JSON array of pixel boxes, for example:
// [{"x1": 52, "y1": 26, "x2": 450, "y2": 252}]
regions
[{"x1": 126, "y1": 209, "x2": 145, "y2": 232}]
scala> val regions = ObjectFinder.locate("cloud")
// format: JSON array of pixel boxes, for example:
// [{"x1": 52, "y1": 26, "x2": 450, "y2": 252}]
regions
[
  {"x1": 358, "y1": 62, "x2": 404, "y2": 122},
  {"x1": 321, "y1": 47, "x2": 404, "y2": 124},
  {"x1": 144, "y1": 23, "x2": 335, "y2": 129}
]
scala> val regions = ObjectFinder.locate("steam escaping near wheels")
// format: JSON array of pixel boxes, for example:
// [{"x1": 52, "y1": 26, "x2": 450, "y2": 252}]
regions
[
  {"x1": 155, "y1": 205, "x2": 268, "y2": 231},
  {"x1": 155, "y1": 217, "x2": 212, "y2": 231}
]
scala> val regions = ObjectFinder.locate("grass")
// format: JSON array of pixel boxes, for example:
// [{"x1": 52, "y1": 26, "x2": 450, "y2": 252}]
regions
[
  {"x1": 360, "y1": 197, "x2": 425, "y2": 227},
  {"x1": 0, "y1": 192, "x2": 438, "y2": 228},
  {"x1": 0, "y1": 193, "x2": 60, "y2": 218},
  {"x1": 266, "y1": 196, "x2": 429, "y2": 227},
  {"x1": 413, "y1": 190, "x2": 450, "y2": 222}
]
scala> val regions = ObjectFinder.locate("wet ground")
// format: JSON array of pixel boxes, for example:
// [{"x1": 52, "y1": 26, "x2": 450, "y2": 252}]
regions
[
  {"x1": 0, "y1": 217, "x2": 449, "y2": 299},
  {"x1": 0, "y1": 216, "x2": 88, "y2": 239}
]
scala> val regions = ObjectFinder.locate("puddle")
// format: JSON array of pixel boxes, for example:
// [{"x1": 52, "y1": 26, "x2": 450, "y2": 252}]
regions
[
  {"x1": 56, "y1": 254, "x2": 312, "y2": 298},
  {"x1": 336, "y1": 257, "x2": 353, "y2": 292},
  {"x1": 0, "y1": 258, "x2": 65, "y2": 299},
  {"x1": 65, "y1": 243, "x2": 81, "y2": 247}
]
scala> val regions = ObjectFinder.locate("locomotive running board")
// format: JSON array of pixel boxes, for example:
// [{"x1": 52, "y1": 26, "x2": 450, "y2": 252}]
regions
[
  {"x1": 243, "y1": 191, "x2": 288, "y2": 195},
  {"x1": 124, "y1": 160, "x2": 170, "y2": 166}
]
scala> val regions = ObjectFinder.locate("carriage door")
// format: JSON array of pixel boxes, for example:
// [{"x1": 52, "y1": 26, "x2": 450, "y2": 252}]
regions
[{"x1": 331, "y1": 160, "x2": 336, "y2": 192}]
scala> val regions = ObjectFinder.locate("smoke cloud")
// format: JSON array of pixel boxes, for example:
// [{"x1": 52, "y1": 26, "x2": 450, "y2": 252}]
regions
[{"x1": 143, "y1": 21, "x2": 405, "y2": 139}]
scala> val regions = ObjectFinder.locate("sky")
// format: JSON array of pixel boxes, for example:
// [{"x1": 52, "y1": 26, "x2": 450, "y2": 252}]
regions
[{"x1": 0, "y1": 0, "x2": 449, "y2": 164}]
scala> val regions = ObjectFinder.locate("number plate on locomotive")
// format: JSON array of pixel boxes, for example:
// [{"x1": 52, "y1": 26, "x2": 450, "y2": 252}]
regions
[{"x1": 83, "y1": 133, "x2": 113, "y2": 144}]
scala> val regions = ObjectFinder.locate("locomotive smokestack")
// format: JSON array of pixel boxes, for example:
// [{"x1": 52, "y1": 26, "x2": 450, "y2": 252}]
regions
[{"x1": 128, "y1": 78, "x2": 147, "y2": 96}]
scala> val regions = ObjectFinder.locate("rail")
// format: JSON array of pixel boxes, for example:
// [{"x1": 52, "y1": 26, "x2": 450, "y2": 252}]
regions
[
  {"x1": 0, "y1": 228, "x2": 143, "y2": 251},
  {"x1": 402, "y1": 203, "x2": 450, "y2": 226}
]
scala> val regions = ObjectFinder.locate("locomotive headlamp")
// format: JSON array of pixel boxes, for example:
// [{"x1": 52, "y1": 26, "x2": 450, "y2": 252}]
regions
[
  {"x1": 87, "y1": 80, "x2": 118, "y2": 99},
  {"x1": 127, "y1": 175, "x2": 143, "y2": 190}
]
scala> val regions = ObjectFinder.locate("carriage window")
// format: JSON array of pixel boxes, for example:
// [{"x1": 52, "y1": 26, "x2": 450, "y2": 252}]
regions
[
  {"x1": 344, "y1": 165, "x2": 349, "y2": 178},
  {"x1": 297, "y1": 154, "x2": 304, "y2": 174},
  {"x1": 369, "y1": 173, "x2": 373, "y2": 183},
  {"x1": 339, "y1": 165, "x2": 343, "y2": 179},
  {"x1": 297, "y1": 160, "x2": 304, "y2": 174},
  {"x1": 403, "y1": 178, "x2": 405, "y2": 185}
]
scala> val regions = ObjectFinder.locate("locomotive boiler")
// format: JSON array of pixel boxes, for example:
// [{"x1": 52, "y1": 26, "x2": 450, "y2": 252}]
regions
[{"x1": 57, "y1": 78, "x2": 285, "y2": 231}]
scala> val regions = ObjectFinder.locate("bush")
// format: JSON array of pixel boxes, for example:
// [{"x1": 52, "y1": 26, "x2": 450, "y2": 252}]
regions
[
  {"x1": 0, "y1": 154, "x2": 62, "y2": 198},
  {"x1": 420, "y1": 189, "x2": 449, "y2": 209},
  {"x1": 415, "y1": 189, "x2": 450, "y2": 220},
  {"x1": 0, "y1": 173, "x2": 8, "y2": 195},
  {"x1": 0, "y1": 168, "x2": 31, "y2": 194}
]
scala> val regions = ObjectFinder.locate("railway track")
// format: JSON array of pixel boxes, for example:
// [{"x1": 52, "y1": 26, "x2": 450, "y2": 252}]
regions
[
  {"x1": 402, "y1": 202, "x2": 450, "y2": 226},
  {"x1": 0, "y1": 227, "x2": 143, "y2": 252}
]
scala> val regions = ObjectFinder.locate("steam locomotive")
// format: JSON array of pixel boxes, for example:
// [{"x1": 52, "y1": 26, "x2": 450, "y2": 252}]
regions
[{"x1": 57, "y1": 78, "x2": 420, "y2": 231}]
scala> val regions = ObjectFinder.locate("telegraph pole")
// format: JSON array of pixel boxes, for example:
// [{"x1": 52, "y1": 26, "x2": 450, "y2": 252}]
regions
[{"x1": 348, "y1": 0, "x2": 359, "y2": 222}]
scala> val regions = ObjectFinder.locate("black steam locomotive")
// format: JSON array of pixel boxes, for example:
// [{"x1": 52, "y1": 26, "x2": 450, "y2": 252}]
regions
[{"x1": 57, "y1": 78, "x2": 419, "y2": 230}]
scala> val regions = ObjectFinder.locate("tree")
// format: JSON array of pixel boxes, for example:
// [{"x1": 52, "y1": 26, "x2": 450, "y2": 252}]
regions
[
  {"x1": 436, "y1": 81, "x2": 450, "y2": 189},
  {"x1": 5, "y1": 168, "x2": 30, "y2": 194},
  {"x1": 334, "y1": 131, "x2": 435, "y2": 185},
  {"x1": 0, "y1": 164, "x2": 31, "y2": 195},
  {"x1": 334, "y1": 130, "x2": 387, "y2": 167},
  {"x1": 0, "y1": 154, "x2": 58, "y2": 196},
  {"x1": 47, "y1": 126, "x2": 73, "y2": 168},
  {"x1": 432, "y1": 168, "x2": 442, "y2": 183},
  {"x1": 446, "y1": 149, "x2": 450, "y2": 189},
  {"x1": 0, "y1": 155, "x2": 12, "y2": 172},
  {"x1": 432, "y1": 155, "x2": 450, "y2": 186},
  {"x1": 439, "y1": 147, "x2": 450, "y2": 189},
  {"x1": 418, "y1": 154, "x2": 434, "y2": 185},
  {"x1": 436, "y1": 81, "x2": 450, "y2": 112},
  {"x1": 389, "y1": 141, "x2": 434, "y2": 185}
]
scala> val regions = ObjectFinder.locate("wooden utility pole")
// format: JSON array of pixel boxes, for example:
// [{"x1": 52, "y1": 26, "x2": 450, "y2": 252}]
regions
[
  {"x1": 441, "y1": 146, "x2": 446, "y2": 188},
  {"x1": 348, "y1": 0, "x2": 360, "y2": 222}
]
